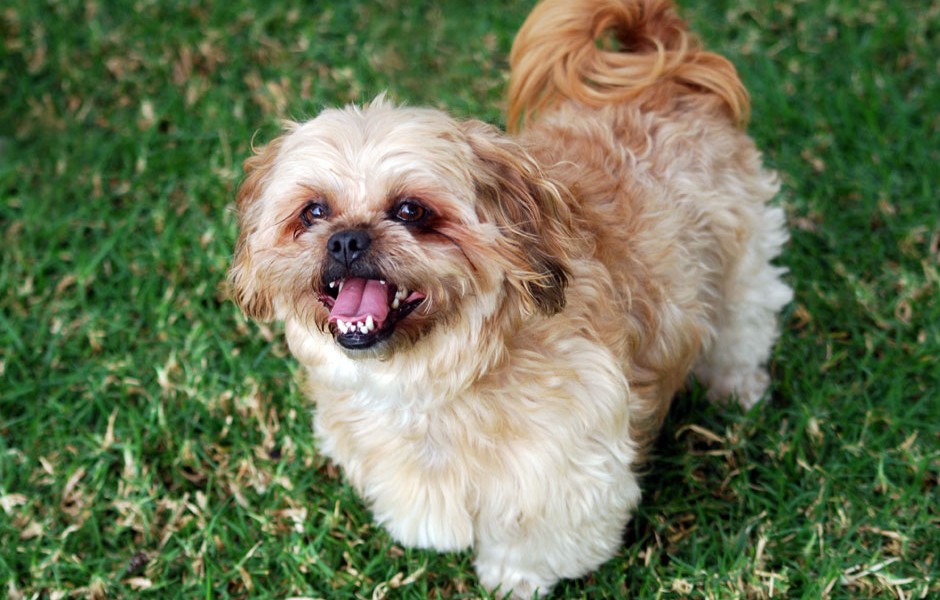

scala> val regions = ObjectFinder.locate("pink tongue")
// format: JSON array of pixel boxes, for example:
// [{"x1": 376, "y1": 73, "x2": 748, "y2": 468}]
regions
[{"x1": 328, "y1": 278, "x2": 389, "y2": 324}]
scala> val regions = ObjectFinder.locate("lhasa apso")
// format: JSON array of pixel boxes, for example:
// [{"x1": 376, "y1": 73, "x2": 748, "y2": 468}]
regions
[{"x1": 229, "y1": 0, "x2": 792, "y2": 596}]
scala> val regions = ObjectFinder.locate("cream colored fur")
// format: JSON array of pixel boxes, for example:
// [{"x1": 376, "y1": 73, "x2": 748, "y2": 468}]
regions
[{"x1": 229, "y1": 0, "x2": 791, "y2": 597}]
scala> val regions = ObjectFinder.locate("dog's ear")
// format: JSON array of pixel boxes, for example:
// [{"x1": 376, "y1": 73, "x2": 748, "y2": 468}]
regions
[
  {"x1": 461, "y1": 120, "x2": 574, "y2": 316},
  {"x1": 228, "y1": 134, "x2": 287, "y2": 322}
]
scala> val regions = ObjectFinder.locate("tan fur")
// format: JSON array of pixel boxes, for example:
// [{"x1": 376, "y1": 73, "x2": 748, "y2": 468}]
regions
[
  {"x1": 460, "y1": 119, "x2": 577, "y2": 316},
  {"x1": 229, "y1": 133, "x2": 288, "y2": 321},
  {"x1": 229, "y1": 1, "x2": 791, "y2": 597},
  {"x1": 507, "y1": 0, "x2": 749, "y2": 131}
]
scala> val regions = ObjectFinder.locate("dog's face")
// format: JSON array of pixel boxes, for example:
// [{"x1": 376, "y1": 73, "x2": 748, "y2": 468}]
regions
[{"x1": 229, "y1": 99, "x2": 574, "y2": 357}]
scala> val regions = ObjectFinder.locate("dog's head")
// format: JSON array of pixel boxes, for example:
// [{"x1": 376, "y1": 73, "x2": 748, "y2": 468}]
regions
[{"x1": 229, "y1": 97, "x2": 575, "y2": 356}]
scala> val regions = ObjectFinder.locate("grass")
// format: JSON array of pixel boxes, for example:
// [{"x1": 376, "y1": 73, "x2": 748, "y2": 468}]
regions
[{"x1": 1, "y1": 0, "x2": 937, "y2": 598}]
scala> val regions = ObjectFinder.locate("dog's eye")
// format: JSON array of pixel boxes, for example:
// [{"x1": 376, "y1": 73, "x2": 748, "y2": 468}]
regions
[
  {"x1": 393, "y1": 200, "x2": 429, "y2": 224},
  {"x1": 300, "y1": 202, "x2": 329, "y2": 226}
]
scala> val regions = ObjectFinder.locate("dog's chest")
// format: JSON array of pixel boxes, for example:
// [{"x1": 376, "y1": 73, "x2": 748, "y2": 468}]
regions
[{"x1": 315, "y1": 387, "x2": 487, "y2": 476}]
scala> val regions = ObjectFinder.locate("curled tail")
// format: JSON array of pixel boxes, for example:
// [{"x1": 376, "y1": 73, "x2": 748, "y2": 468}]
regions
[{"x1": 507, "y1": 0, "x2": 749, "y2": 132}]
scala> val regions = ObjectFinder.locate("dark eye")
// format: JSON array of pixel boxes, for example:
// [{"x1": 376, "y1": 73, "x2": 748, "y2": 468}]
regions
[
  {"x1": 300, "y1": 202, "x2": 329, "y2": 226},
  {"x1": 394, "y1": 200, "x2": 429, "y2": 224}
]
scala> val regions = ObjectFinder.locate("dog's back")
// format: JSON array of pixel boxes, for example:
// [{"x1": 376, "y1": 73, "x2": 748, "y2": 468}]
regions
[{"x1": 507, "y1": 0, "x2": 792, "y2": 422}]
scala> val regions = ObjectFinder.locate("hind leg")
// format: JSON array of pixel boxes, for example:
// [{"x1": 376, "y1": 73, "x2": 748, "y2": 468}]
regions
[{"x1": 694, "y1": 205, "x2": 792, "y2": 408}]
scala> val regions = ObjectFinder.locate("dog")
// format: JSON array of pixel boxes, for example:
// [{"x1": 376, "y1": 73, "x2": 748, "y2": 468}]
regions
[{"x1": 228, "y1": 0, "x2": 792, "y2": 596}]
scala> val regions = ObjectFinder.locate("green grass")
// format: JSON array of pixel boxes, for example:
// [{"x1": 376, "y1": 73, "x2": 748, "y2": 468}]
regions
[{"x1": 1, "y1": 0, "x2": 937, "y2": 598}]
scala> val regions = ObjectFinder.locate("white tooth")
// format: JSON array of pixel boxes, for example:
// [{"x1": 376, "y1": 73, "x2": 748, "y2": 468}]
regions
[
  {"x1": 358, "y1": 322, "x2": 368, "y2": 334},
  {"x1": 366, "y1": 315, "x2": 375, "y2": 331},
  {"x1": 391, "y1": 298, "x2": 400, "y2": 309},
  {"x1": 337, "y1": 320, "x2": 348, "y2": 334},
  {"x1": 395, "y1": 289, "x2": 407, "y2": 301},
  {"x1": 338, "y1": 280, "x2": 345, "y2": 293},
  {"x1": 379, "y1": 280, "x2": 386, "y2": 285}
]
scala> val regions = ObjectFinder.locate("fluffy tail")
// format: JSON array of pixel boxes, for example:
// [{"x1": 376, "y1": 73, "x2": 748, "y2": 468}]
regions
[{"x1": 507, "y1": 0, "x2": 749, "y2": 132}]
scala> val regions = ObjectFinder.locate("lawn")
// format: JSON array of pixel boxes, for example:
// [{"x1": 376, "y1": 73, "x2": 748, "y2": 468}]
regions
[{"x1": 1, "y1": 0, "x2": 937, "y2": 598}]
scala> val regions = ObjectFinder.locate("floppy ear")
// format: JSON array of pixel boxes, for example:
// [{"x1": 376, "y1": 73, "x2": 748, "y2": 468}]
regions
[
  {"x1": 460, "y1": 120, "x2": 575, "y2": 315},
  {"x1": 227, "y1": 134, "x2": 287, "y2": 322}
]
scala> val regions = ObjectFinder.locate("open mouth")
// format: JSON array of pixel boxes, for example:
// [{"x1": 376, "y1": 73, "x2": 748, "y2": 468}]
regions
[{"x1": 317, "y1": 277, "x2": 426, "y2": 349}]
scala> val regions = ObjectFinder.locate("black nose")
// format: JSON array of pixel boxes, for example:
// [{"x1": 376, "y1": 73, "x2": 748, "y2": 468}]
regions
[{"x1": 327, "y1": 229, "x2": 371, "y2": 266}]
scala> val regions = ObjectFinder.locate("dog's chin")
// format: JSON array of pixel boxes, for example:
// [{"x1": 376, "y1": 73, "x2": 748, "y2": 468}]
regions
[
  {"x1": 316, "y1": 275, "x2": 427, "y2": 355},
  {"x1": 329, "y1": 301, "x2": 423, "y2": 353}
]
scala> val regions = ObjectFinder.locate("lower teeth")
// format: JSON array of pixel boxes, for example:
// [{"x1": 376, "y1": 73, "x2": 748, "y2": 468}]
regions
[{"x1": 337, "y1": 317, "x2": 376, "y2": 335}]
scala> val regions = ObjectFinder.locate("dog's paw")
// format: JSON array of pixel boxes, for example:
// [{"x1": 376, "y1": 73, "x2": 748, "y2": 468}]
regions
[
  {"x1": 474, "y1": 561, "x2": 554, "y2": 600},
  {"x1": 705, "y1": 368, "x2": 770, "y2": 410},
  {"x1": 377, "y1": 498, "x2": 474, "y2": 552}
]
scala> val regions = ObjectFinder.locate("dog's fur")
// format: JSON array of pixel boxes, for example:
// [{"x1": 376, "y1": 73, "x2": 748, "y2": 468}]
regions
[{"x1": 229, "y1": 0, "x2": 792, "y2": 596}]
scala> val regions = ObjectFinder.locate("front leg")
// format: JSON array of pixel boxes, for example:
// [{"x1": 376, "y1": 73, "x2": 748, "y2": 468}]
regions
[
  {"x1": 314, "y1": 402, "x2": 475, "y2": 552},
  {"x1": 473, "y1": 453, "x2": 642, "y2": 598},
  {"x1": 365, "y1": 472, "x2": 475, "y2": 552}
]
